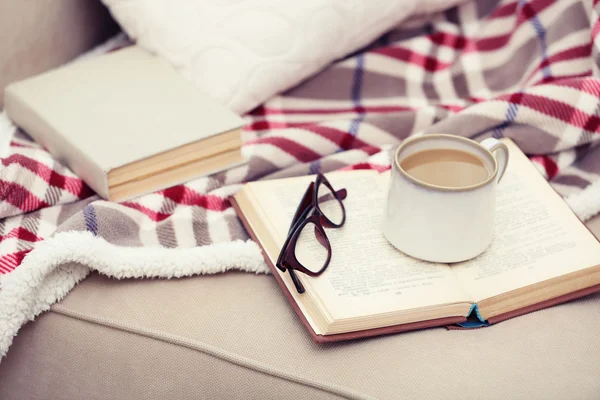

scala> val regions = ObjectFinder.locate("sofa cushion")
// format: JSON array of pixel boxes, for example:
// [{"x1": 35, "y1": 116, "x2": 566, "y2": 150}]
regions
[{"x1": 2, "y1": 264, "x2": 600, "y2": 399}]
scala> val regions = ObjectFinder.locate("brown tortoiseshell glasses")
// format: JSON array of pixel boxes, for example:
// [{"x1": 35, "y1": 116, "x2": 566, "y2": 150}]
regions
[{"x1": 276, "y1": 174, "x2": 347, "y2": 294}]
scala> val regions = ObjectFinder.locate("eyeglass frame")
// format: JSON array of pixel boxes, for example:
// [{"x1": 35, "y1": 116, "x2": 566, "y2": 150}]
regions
[{"x1": 275, "y1": 173, "x2": 347, "y2": 294}]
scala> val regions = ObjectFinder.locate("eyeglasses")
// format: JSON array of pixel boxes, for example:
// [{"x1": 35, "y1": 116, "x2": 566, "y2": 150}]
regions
[{"x1": 276, "y1": 174, "x2": 347, "y2": 294}]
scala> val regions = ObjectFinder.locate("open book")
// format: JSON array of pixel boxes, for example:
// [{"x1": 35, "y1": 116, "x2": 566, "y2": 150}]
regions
[{"x1": 232, "y1": 139, "x2": 600, "y2": 342}]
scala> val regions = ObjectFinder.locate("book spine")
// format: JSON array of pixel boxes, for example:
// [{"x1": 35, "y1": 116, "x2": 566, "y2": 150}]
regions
[{"x1": 4, "y1": 85, "x2": 109, "y2": 198}]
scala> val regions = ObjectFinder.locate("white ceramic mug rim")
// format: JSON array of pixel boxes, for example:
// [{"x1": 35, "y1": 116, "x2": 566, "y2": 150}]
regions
[{"x1": 394, "y1": 134, "x2": 499, "y2": 192}]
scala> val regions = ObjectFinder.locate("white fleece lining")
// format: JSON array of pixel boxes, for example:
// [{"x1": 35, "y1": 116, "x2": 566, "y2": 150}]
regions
[
  {"x1": 566, "y1": 178, "x2": 600, "y2": 222},
  {"x1": 0, "y1": 112, "x2": 16, "y2": 158},
  {"x1": 0, "y1": 231, "x2": 268, "y2": 360}
]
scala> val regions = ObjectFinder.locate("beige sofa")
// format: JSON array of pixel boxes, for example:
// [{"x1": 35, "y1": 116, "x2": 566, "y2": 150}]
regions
[{"x1": 1, "y1": 2, "x2": 600, "y2": 399}]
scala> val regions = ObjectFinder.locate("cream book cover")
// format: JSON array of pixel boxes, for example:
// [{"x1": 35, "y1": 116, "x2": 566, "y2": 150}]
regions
[{"x1": 4, "y1": 46, "x2": 245, "y2": 201}]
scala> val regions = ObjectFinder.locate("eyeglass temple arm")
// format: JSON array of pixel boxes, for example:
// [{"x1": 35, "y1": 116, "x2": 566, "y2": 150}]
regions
[
  {"x1": 289, "y1": 269, "x2": 305, "y2": 293},
  {"x1": 318, "y1": 188, "x2": 347, "y2": 203}
]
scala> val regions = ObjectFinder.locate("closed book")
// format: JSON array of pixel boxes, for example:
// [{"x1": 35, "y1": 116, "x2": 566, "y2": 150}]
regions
[{"x1": 4, "y1": 46, "x2": 245, "y2": 201}]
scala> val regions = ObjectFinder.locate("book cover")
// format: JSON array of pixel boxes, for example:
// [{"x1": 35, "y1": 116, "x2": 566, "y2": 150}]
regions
[{"x1": 4, "y1": 46, "x2": 245, "y2": 200}]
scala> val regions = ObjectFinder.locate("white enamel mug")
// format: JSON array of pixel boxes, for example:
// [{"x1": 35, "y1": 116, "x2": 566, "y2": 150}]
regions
[{"x1": 382, "y1": 134, "x2": 509, "y2": 263}]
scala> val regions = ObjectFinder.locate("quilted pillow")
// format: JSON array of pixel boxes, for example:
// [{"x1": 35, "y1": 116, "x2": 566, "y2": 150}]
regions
[{"x1": 102, "y1": 0, "x2": 464, "y2": 114}]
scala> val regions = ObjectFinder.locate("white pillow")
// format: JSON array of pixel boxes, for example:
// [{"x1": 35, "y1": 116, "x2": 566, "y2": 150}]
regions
[{"x1": 102, "y1": 0, "x2": 463, "y2": 114}]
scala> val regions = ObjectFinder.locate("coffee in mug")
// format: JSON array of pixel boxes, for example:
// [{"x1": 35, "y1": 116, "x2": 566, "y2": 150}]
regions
[
  {"x1": 400, "y1": 148, "x2": 489, "y2": 188},
  {"x1": 382, "y1": 134, "x2": 509, "y2": 263}
]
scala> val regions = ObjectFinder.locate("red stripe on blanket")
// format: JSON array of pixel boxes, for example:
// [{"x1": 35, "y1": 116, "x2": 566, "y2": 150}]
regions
[
  {"x1": 0, "y1": 250, "x2": 31, "y2": 274},
  {"x1": 0, "y1": 258, "x2": 13, "y2": 274},
  {"x1": 340, "y1": 163, "x2": 391, "y2": 173},
  {"x1": 496, "y1": 92, "x2": 600, "y2": 132},
  {"x1": 0, "y1": 181, "x2": 50, "y2": 212},
  {"x1": 489, "y1": 1, "x2": 519, "y2": 19},
  {"x1": 120, "y1": 189, "x2": 231, "y2": 221},
  {"x1": 525, "y1": 45, "x2": 592, "y2": 83},
  {"x1": 530, "y1": 155, "x2": 559, "y2": 179},
  {"x1": 546, "y1": 44, "x2": 593, "y2": 64},
  {"x1": 251, "y1": 105, "x2": 412, "y2": 116},
  {"x1": 244, "y1": 120, "x2": 313, "y2": 131},
  {"x1": 475, "y1": 34, "x2": 512, "y2": 52},
  {"x1": 593, "y1": 19, "x2": 600, "y2": 41},
  {"x1": 439, "y1": 104, "x2": 466, "y2": 113},
  {"x1": 473, "y1": 0, "x2": 554, "y2": 52},
  {"x1": 0, "y1": 227, "x2": 43, "y2": 243},
  {"x1": 355, "y1": 145, "x2": 383, "y2": 156},
  {"x1": 302, "y1": 126, "x2": 373, "y2": 150},
  {"x1": 120, "y1": 202, "x2": 171, "y2": 222},
  {"x1": 246, "y1": 104, "x2": 416, "y2": 131},
  {"x1": 2, "y1": 154, "x2": 93, "y2": 198},
  {"x1": 532, "y1": 72, "x2": 593, "y2": 86},
  {"x1": 9, "y1": 141, "x2": 38, "y2": 149},
  {"x1": 516, "y1": 0, "x2": 555, "y2": 26},
  {"x1": 429, "y1": 32, "x2": 470, "y2": 51},
  {"x1": 372, "y1": 47, "x2": 451, "y2": 72},
  {"x1": 160, "y1": 186, "x2": 230, "y2": 210},
  {"x1": 546, "y1": 77, "x2": 600, "y2": 96},
  {"x1": 245, "y1": 137, "x2": 322, "y2": 162}
]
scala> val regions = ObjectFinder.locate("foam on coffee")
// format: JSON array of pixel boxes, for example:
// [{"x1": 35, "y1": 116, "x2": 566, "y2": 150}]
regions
[{"x1": 400, "y1": 148, "x2": 489, "y2": 188}]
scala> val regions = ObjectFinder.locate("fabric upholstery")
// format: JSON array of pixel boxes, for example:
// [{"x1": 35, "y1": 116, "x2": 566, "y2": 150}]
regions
[
  {"x1": 0, "y1": 311, "x2": 347, "y2": 400},
  {"x1": 2, "y1": 261, "x2": 600, "y2": 399},
  {"x1": 0, "y1": 0, "x2": 117, "y2": 107}
]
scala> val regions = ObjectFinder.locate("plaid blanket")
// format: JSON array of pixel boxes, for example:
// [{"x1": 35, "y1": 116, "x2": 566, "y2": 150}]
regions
[{"x1": 2, "y1": 0, "x2": 600, "y2": 358}]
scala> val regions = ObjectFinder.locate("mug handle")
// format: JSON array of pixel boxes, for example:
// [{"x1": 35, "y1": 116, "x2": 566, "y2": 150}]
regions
[{"x1": 480, "y1": 138, "x2": 509, "y2": 182}]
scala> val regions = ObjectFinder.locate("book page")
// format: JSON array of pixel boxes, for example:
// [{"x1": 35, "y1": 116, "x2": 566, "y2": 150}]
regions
[
  {"x1": 249, "y1": 171, "x2": 470, "y2": 321},
  {"x1": 453, "y1": 140, "x2": 600, "y2": 302}
]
